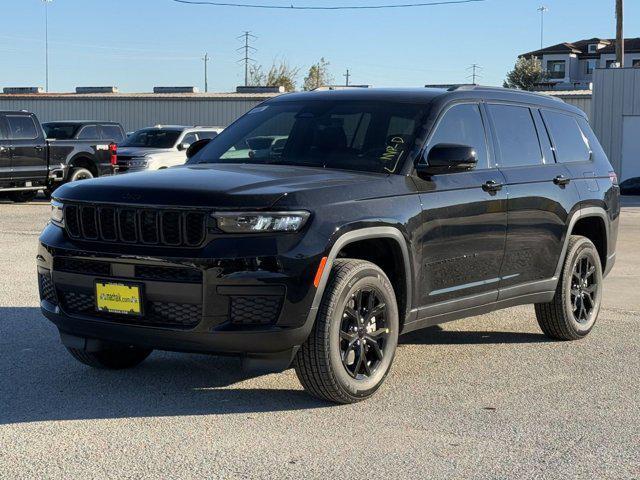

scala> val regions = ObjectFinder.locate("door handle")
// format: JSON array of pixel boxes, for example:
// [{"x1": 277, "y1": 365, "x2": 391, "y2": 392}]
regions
[
  {"x1": 553, "y1": 175, "x2": 571, "y2": 186},
  {"x1": 482, "y1": 180, "x2": 503, "y2": 193},
  {"x1": 34, "y1": 145, "x2": 44, "y2": 152}
]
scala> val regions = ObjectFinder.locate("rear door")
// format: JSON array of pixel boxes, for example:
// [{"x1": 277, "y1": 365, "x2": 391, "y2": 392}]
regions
[
  {"x1": 413, "y1": 102, "x2": 507, "y2": 310},
  {"x1": 485, "y1": 103, "x2": 580, "y2": 295},
  {"x1": 6, "y1": 114, "x2": 47, "y2": 183},
  {"x1": 0, "y1": 115, "x2": 11, "y2": 186}
]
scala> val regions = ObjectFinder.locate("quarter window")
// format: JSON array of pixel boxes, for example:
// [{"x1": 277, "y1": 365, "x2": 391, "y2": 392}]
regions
[
  {"x1": 541, "y1": 110, "x2": 591, "y2": 163},
  {"x1": 427, "y1": 103, "x2": 488, "y2": 169},
  {"x1": 6, "y1": 115, "x2": 38, "y2": 140},
  {"x1": 488, "y1": 104, "x2": 542, "y2": 168}
]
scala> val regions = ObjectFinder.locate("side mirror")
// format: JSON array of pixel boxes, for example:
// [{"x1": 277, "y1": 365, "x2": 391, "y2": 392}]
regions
[
  {"x1": 177, "y1": 142, "x2": 190, "y2": 151},
  {"x1": 186, "y1": 138, "x2": 211, "y2": 159},
  {"x1": 417, "y1": 143, "x2": 478, "y2": 176}
]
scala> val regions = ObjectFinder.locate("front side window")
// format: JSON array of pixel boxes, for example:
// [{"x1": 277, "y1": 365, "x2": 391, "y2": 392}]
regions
[
  {"x1": 197, "y1": 131, "x2": 219, "y2": 140},
  {"x1": 121, "y1": 129, "x2": 182, "y2": 149},
  {"x1": 488, "y1": 104, "x2": 542, "y2": 168},
  {"x1": 190, "y1": 100, "x2": 428, "y2": 174},
  {"x1": 541, "y1": 110, "x2": 591, "y2": 163},
  {"x1": 426, "y1": 103, "x2": 488, "y2": 169},
  {"x1": 77, "y1": 125, "x2": 99, "y2": 140},
  {"x1": 181, "y1": 133, "x2": 197, "y2": 145},
  {"x1": 546, "y1": 60, "x2": 566, "y2": 79},
  {"x1": 7, "y1": 115, "x2": 38, "y2": 140}
]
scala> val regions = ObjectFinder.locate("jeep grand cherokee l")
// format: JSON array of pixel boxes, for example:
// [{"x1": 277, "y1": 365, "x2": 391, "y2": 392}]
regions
[{"x1": 37, "y1": 86, "x2": 619, "y2": 404}]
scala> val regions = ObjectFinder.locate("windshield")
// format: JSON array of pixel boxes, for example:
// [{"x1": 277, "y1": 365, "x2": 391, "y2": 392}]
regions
[
  {"x1": 188, "y1": 100, "x2": 427, "y2": 174},
  {"x1": 121, "y1": 129, "x2": 181, "y2": 148},
  {"x1": 43, "y1": 123, "x2": 80, "y2": 140}
]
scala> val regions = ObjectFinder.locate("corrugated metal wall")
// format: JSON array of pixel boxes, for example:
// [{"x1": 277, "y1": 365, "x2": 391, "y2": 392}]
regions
[
  {"x1": 0, "y1": 96, "x2": 272, "y2": 132},
  {"x1": 592, "y1": 68, "x2": 640, "y2": 174}
]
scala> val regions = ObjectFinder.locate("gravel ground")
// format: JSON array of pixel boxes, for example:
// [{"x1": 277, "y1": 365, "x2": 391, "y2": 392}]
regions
[{"x1": 0, "y1": 197, "x2": 638, "y2": 479}]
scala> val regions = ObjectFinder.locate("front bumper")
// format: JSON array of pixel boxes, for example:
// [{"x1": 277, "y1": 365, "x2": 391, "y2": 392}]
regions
[{"x1": 37, "y1": 224, "x2": 322, "y2": 357}]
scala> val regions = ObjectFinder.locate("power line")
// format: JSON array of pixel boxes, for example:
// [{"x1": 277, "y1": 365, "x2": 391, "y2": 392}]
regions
[
  {"x1": 237, "y1": 31, "x2": 256, "y2": 86},
  {"x1": 171, "y1": 0, "x2": 485, "y2": 10}
]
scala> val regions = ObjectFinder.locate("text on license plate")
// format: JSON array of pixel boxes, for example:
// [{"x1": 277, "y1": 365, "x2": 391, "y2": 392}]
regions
[{"x1": 95, "y1": 282, "x2": 142, "y2": 316}]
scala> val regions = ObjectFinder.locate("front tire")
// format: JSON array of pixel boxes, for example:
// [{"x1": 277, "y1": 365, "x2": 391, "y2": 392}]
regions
[
  {"x1": 295, "y1": 259, "x2": 399, "y2": 404},
  {"x1": 535, "y1": 235, "x2": 603, "y2": 340},
  {"x1": 66, "y1": 345, "x2": 152, "y2": 369}
]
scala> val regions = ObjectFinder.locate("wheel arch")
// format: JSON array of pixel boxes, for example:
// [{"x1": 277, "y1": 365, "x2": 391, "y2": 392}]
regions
[
  {"x1": 67, "y1": 155, "x2": 98, "y2": 178},
  {"x1": 307, "y1": 226, "x2": 413, "y2": 330}
]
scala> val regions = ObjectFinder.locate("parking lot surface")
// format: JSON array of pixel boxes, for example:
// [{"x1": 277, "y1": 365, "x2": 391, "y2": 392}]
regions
[{"x1": 1, "y1": 197, "x2": 639, "y2": 479}]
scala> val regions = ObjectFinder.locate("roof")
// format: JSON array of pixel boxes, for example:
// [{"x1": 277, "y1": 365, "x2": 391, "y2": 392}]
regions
[
  {"x1": 267, "y1": 86, "x2": 583, "y2": 116},
  {"x1": 0, "y1": 92, "x2": 279, "y2": 100},
  {"x1": 521, "y1": 37, "x2": 640, "y2": 58},
  {"x1": 41, "y1": 120, "x2": 121, "y2": 125}
]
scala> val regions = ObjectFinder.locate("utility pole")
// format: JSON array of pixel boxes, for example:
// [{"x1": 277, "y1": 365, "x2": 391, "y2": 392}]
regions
[
  {"x1": 344, "y1": 69, "x2": 351, "y2": 86},
  {"x1": 202, "y1": 53, "x2": 210, "y2": 92},
  {"x1": 466, "y1": 64, "x2": 482, "y2": 85},
  {"x1": 616, "y1": 0, "x2": 624, "y2": 67},
  {"x1": 237, "y1": 31, "x2": 257, "y2": 86},
  {"x1": 537, "y1": 5, "x2": 548, "y2": 49},
  {"x1": 43, "y1": 0, "x2": 53, "y2": 92}
]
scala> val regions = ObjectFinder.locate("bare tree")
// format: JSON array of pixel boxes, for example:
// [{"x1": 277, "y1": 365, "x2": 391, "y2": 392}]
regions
[
  {"x1": 266, "y1": 61, "x2": 300, "y2": 92},
  {"x1": 303, "y1": 58, "x2": 334, "y2": 91},
  {"x1": 247, "y1": 64, "x2": 266, "y2": 87}
]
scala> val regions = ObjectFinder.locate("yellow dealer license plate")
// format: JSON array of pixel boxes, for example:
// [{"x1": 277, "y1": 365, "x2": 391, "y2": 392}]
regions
[{"x1": 95, "y1": 281, "x2": 143, "y2": 316}]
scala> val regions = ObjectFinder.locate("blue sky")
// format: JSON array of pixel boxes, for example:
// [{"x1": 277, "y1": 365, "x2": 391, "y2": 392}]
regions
[{"x1": 0, "y1": 0, "x2": 638, "y2": 92}]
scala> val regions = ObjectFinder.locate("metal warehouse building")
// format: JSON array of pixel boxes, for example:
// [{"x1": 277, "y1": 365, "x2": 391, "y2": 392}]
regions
[{"x1": 0, "y1": 91, "x2": 279, "y2": 132}]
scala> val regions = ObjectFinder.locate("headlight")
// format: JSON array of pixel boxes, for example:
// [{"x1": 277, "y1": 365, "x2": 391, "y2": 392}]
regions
[
  {"x1": 51, "y1": 200, "x2": 64, "y2": 227},
  {"x1": 213, "y1": 211, "x2": 310, "y2": 233}
]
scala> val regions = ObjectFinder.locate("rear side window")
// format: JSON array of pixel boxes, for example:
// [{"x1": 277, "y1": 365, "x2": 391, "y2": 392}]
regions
[
  {"x1": 100, "y1": 125, "x2": 125, "y2": 142},
  {"x1": 541, "y1": 110, "x2": 591, "y2": 163},
  {"x1": 77, "y1": 125, "x2": 99, "y2": 140},
  {"x1": 7, "y1": 115, "x2": 38, "y2": 140},
  {"x1": 488, "y1": 104, "x2": 542, "y2": 168},
  {"x1": 427, "y1": 103, "x2": 488, "y2": 168}
]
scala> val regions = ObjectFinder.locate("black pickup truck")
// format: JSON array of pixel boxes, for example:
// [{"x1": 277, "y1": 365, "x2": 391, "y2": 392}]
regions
[{"x1": 0, "y1": 112, "x2": 124, "y2": 202}]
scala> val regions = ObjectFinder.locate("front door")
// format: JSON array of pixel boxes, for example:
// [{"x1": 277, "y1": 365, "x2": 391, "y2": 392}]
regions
[
  {"x1": 6, "y1": 114, "x2": 47, "y2": 183},
  {"x1": 413, "y1": 102, "x2": 507, "y2": 310}
]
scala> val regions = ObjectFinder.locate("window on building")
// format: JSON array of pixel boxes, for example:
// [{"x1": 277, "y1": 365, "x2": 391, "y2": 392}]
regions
[
  {"x1": 606, "y1": 59, "x2": 617, "y2": 68},
  {"x1": 488, "y1": 105, "x2": 543, "y2": 168},
  {"x1": 546, "y1": 60, "x2": 566, "y2": 79},
  {"x1": 586, "y1": 59, "x2": 597, "y2": 74},
  {"x1": 541, "y1": 110, "x2": 591, "y2": 163},
  {"x1": 633, "y1": 59, "x2": 640, "y2": 68},
  {"x1": 427, "y1": 103, "x2": 489, "y2": 169},
  {"x1": 588, "y1": 44, "x2": 597, "y2": 53}
]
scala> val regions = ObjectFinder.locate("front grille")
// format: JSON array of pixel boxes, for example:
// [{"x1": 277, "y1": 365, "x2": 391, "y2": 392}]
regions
[
  {"x1": 58, "y1": 287, "x2": 200, "y2": 329},
  {"x1": 135, "y1": 265, "x2": 202, "y2": 283},
  {"x1": 38, "y1": 272, "x2": 57, "y2": 304},
  {"x1": 230, "y1": 295, "x2": 282, "y2": 326},
  {"x1": 54, "y1": 257, "x2": 111, "y2": 276},
  {"x1": 64, "y1": 204, "x2": 207, "y2": 247}
]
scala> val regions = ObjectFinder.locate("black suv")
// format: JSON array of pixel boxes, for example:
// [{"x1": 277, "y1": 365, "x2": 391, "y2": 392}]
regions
[{"x1": 37, "y1": 87, "x2": 620, "y2": 403}]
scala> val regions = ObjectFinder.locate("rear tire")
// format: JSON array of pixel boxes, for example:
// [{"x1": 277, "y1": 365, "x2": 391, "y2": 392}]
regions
[
  {"x1": 8, "y1": 190, "x2": 37, "y2": 203},
  {"x1": 68, "y1": 167, "x2": 94, "y2": 182},
  {"x1": 66, "y1": 345, "x2": 152, "y2": 369},
  {"x1": 535, "y1": 235, "x2": 603, "y2": 340},
  {"x1": 294, "y1": 259, "x2": 399, "y2": 404}
]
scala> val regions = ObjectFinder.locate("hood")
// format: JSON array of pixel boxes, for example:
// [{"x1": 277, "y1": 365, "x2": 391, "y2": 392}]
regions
[
  {"x1": 54, "y1": 163, "x2": 386, "y2": 209},
  {"x1": 117, "y1": 146, "x2": 175, "y2": 157}
]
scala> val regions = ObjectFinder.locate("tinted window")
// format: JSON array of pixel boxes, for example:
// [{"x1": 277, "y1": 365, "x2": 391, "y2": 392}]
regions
[
  {"x1": 532, "y1": 110, "x2": 556, "y2": 164},
  {"x1": 576, "y1": 117, "x2": 606, "y2": 161},
  {"x1": 121, "y1": 129, "x2": 182, "y2": 148},
  {"x1": 0, "y1": 118, "x2": 8, "y2": 140},
  {"x1": 77, "y1": 125, "x2": 99, "y2": 139},
  {"x1": 43, "y1": 123, "x2": 80, "y2": 139},
  {"x1": 488, "y1": 104, "x2": 542, "y2": 168},
  {"x1": 197, "y1": 131, "x2": 219, "y2": 140},
  {"x1": 542, "y1": 110, "x2": 591, "y2": 163},
  {"x1": 426, "y1": 103, "x2": 488, "y2": 168},
  {"x1": 182, "y1": 133, "x2": 197, "y2": 145},
  {"x1": 7, "y1": 116, "x2": 38, "y2": 140},
  {"x1": 191, "y1": 101, "x2": 427, "y2": 174},
  {"x1": 100, "y1": 125, "x2": 124, "y2": 142}
]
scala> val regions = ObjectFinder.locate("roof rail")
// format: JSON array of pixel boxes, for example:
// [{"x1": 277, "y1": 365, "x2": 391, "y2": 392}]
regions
[{"x1": 445, "y1": 84, "x2": 565, "y2": 102}]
